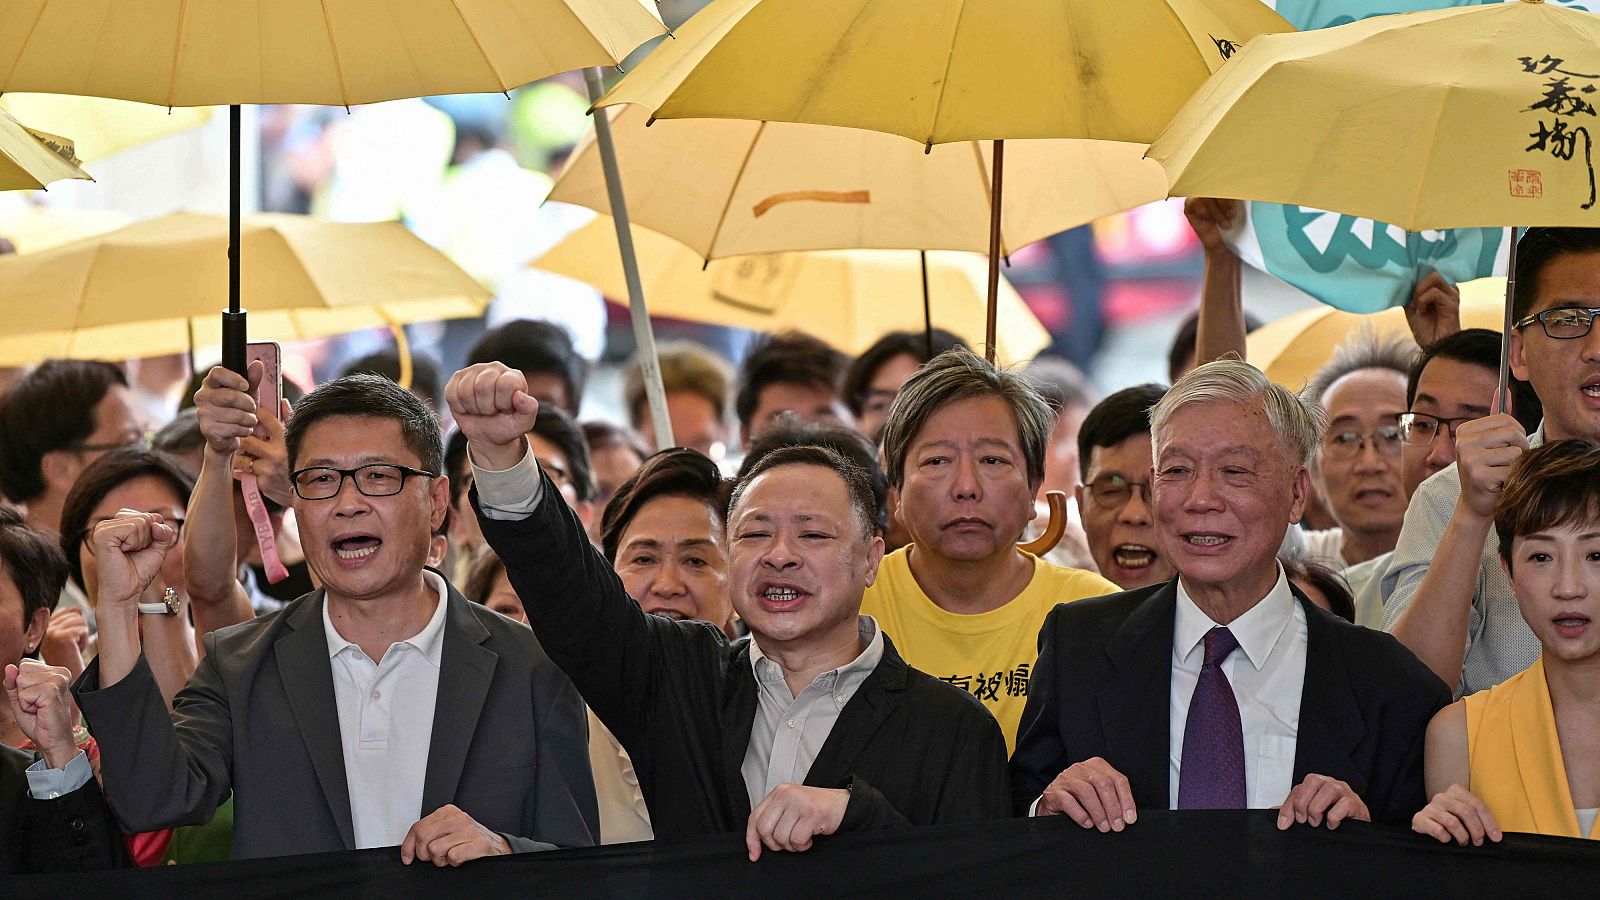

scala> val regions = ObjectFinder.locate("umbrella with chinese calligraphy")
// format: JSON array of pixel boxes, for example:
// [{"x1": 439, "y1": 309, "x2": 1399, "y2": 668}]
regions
[{"x1": 1148, "y1": 0, "x2": 1600, "y2": 403}]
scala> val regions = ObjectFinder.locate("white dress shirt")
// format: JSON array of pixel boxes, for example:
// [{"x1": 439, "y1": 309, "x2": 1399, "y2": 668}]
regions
[
  {"x1": 741, "y1": 617, "x2": 884, "y2": 807},
  {"x1": 1170, "y1": 567, "x2": 1306, "y2": 810},
  {"x1": 323, "y1": 571, "x2": 449, "y2": 849}
]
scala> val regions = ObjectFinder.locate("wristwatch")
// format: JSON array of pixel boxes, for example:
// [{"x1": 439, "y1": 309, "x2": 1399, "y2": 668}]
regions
[{"x1": 138, "y1": 587, "x2": 181, "y2": 616}]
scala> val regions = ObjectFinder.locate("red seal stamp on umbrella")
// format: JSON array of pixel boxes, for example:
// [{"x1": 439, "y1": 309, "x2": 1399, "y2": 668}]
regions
[{"x1": 1508, "y1": 169, "x2": 1544, "y2": 198}]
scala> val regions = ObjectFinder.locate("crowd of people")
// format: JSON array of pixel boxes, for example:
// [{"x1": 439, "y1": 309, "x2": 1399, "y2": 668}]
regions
[{"x1": 1, "y1": 218, "x2": 1598, "y2": 877}]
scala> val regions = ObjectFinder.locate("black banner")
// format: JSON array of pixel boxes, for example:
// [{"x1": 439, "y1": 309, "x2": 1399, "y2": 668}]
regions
[{"x1": 7, "y1": 811, "x2": 1599, "y2": 899}]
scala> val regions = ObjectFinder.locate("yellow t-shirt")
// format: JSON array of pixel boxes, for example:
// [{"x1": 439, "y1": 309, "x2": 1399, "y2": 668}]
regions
[{"x1": 861, "y1": 546, "x2": 1118, "y2": 752}]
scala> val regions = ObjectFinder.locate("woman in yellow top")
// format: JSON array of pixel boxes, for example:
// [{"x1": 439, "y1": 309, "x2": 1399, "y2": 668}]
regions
[{"x1": 1413, "y1": 439, "x2": 1600, "y2": 845}]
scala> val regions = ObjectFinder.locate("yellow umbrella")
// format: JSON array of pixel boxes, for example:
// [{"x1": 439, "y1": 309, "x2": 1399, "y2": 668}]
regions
[
  {"x1": 1245, "y1": 279, "x2": 1507, "y2": 390},
  {"x1": 0, "y1": 95, "x2": 212, "y2": 162},
  {"x1": 0, "y1": 206, "x2": 131, "y2": 254},
  {"x1": 533, "y1": 217, "x2": 1052, "y2": 363},
  {"x1": 594, "y1": 0, "x2": 1292, "y2": 357},
  {"x1": 549, "y1": 105, "x2": 1167, "y2": 260},
  {"x1": 596, "y1": 0, "x2": 1290, "y2": 146},
  {"x1": 0, "y1": 108, "x2": 89, "y2": 191},
  {"x1": 0, "y1": 0, "x2": 666, "y2": 376},
  {"x1": 0, "y1": 1, "x2": 665, "y2": 108},
  {"x1": 1148, "y1": 0, "x2": 1600, "y2": 231},
  {"x1": 0, "y1": 212, "x2": 489, "y2": 366}
]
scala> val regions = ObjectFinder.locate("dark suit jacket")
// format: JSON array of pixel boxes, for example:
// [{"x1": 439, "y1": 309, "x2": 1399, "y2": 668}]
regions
[
  {"x1": 74, "y1": 583, "x2": 598, "y2": 859},
  {"x1": 475, "y1": 472, "x2": 1011, "y2": 838},
  {"x1": 0, "y1": 744, "x2": 127, "y2": 874},
  {"x1": 1010, "y1": 579, "x2": 1450, "y2": 825}
]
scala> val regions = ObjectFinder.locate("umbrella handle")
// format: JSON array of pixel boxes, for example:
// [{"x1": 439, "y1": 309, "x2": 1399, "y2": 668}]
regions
[
  {"x1": 1018, "y1": 490, "x2": 1068, "y2": 556},
  {"x1": 222, "y1": 309, "x2": 248, "y2": 376}
]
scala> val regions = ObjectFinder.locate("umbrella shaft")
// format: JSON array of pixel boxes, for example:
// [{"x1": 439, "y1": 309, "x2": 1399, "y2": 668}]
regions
[
  {"x1": 223, "y1": 104, "x2": 248, "y2": 376},
  {"x1": 1497, "y1": 227, "x2": 1520, "y2": 416},
  {"x1": 985, "y1": 140, "x2": 1004, "y2": 363}
]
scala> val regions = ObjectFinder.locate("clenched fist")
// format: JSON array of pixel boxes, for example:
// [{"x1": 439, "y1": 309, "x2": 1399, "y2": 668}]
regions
[{"x1": 444, "y1": 363, "x2": 540, "y2": 471}]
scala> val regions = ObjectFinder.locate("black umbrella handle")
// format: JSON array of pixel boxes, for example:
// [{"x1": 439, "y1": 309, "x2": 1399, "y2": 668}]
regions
[{"x1": 222, "y1": 309, "x2": 248, "y2": 376}]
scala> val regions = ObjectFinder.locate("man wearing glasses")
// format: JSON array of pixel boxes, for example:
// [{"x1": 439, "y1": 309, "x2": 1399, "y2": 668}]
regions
[
  {"x1": 1074, "y1": 384, "x2": 1175, "y2": 591},
  {"x1": 1382, "y1": 227, "x2": 1600, "y2": 697},
  {"x1": 60, "y1": 371, "x2": 598, "y2": 862},
  {"x1": 0, "y1": 360, "x2": 144, "y2": 537}
]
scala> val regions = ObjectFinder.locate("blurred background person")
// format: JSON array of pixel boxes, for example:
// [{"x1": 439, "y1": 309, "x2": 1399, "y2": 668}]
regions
[
  {"x1": 734, "y1": 331, "x2": 853, "y2": 446},
  {"x1": 581, "y1": 422, "x2": 651, "y2": 538},
  {"x1": 841, "y1": 329, "x2": 966, "y2": 442},
  {"x1": 468, "y1": 319, "x2": 588, "y2": 418},
  {"x1": 622, "y1": 340, "x2": 734, "y2": 461}
]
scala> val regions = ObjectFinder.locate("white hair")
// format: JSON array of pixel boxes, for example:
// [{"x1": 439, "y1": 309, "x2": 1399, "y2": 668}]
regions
[{"x1": 1150, "y1": 357, "x2": 1325, "y2": 467}]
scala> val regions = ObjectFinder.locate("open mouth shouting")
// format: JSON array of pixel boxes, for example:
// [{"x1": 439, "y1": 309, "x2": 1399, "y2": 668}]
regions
[
  {"x1": 1582, "y1": 375, "x2": 1600, "y2": 404},
  {"x1": 332, "y1": 533, "x2": 382, "y2": 564},
  {"x1": 1112, "y1": 544, "x2": 1158, "y2": 571}
]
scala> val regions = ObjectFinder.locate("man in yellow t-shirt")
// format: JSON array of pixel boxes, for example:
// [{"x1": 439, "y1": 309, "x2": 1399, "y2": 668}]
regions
[{"x1": 864, "y1": 350, "x2": 1118, "y2": 751}]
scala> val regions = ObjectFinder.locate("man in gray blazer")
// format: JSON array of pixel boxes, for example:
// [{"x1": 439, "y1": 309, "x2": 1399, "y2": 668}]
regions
[{"x1": 66, "y1": 371, "x2": 597, "y2": 863}]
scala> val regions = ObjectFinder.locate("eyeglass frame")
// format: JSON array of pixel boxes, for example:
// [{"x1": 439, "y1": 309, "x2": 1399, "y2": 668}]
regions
[
  {"x1": 289, "y1": 463, "x2": 439, "y2": 501},
  {"x1": 1080, "y1": 474, "x2": 1152, "y2": 511},
  {"x1": 67, "y1": 430, "x2": 154, "y2": 455},
  {"x1": 1512, "y1": 305, "x2": 1600, "y2": 340},
  {"x1": 1397, "y1": 412, "x2": 1476, "y2": 447},
  {"x1": 1320, "y1": 424, "x2": 1404, "y2": 460}
]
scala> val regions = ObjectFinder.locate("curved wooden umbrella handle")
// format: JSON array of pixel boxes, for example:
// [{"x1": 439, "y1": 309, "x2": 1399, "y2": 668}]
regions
[{"x1": 1019, "y1": 490, "x2": 1068, "y2": 557}]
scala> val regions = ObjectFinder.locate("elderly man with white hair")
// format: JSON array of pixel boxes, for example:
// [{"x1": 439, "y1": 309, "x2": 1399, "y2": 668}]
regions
[{"x1": 1010, "y1": 359, "x2": 1449, "y2": 831}]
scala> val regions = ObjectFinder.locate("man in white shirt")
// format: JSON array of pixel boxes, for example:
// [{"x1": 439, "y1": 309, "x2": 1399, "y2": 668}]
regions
[
  {"x1": 65, "y1": 373, "x2": 597, "y2": 862},
  {"x1": 1010, "y1": 359, "x2": 1448, "y2": 830}
]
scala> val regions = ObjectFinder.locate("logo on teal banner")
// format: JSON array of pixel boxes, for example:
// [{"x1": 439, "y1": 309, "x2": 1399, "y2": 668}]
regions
[{"x1": 1250, "y1": 204, "x2": 1504, "y2": 313}]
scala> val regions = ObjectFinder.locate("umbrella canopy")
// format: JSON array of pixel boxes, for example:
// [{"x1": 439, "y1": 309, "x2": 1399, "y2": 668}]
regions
[
  {"x1": 0, "y1": 108, "x2": 90, "y2": 191},
  {"x1": 593, "y1": 0, "x2": 1293, "y2": 145},
  {"x1": 0, "y1": 211, "x2": 489, "y2": 364},
  {"x1": 0, "y1": 95, "x2": 212, "y2": 162},
  {"x1": 0, "y1": 206, "x2": 131, "y2": 253},
  {"x1": 533, "y1": 217, "x2": 1052, "y2": 362},
  {"x1": 549, "y1": 105, "x2": 1167, "y2": 260},
  {"x1": 0, "y1": 0, "x2": 666, "y2": 106},
  {"x1": 1245, "y1": 281, "x2": 1508, "y2": 389},
  {"x1": 1148, "y1": 0, "x2": 1600, "y2": 231}
]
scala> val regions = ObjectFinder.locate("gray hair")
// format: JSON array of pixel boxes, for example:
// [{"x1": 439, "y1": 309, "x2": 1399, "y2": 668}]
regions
[
  {"x1": 1150, "y1": 357, "x2": 1325, "y2": 467},
  {"x1": 880, "y1": 348, "x2": 1055, "y2": 490},
  {"x1": 1300, "y1": 326, "x2": 1420, "y2": 409}
]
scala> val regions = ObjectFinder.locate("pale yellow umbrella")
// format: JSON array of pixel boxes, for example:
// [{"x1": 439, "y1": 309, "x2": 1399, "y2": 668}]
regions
[
  {"x1": 1245, "y1": 279, "x2": 1508, "y2": 390},
  {"x1": 0, "y1": 206, "x2": 131, "y2": 253},
  {"x1": 0, "y1": 108, "x2": 89, "y2": 191},
  {"x1": 592, "y1": 0, "x2": 1293, "y2": 359},
  {"x1": 0, "y1": 211, "x2": 489, "y2": 366},
  {"x1": 532, "y1": 217, "x2": 1051, "y2": 363},
  {"x1": 549, "y1": 105, "x2": 1167, "y2": 260},
  {"x1": 0, "y1": 95, "x2": 212, "y2": 162}
]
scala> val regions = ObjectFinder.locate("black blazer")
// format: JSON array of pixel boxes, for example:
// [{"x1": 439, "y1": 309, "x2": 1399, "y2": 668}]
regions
[
  {"x1": 74, "y1": 584, "x2": 598, "y2": 859},
  {"x1": 0, "y1": 744, "x2": 127, "y2": 874},
  {"x1": 1009, "y1": 579, "x2": 1450, "y2": 825},
  {"x1": 475, "y1": 471, "x2": 1011, "y2": 838}
]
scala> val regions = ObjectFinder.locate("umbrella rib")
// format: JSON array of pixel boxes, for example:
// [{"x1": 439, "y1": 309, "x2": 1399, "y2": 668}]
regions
[
  {"x1": 924, "y1": 0, "x2": 970, "y2": 146},
  {"x1": 1, "y1": 1, "x2": 50, "y2": 91},
  {"x1": 448, "y1": 0, "x2": 513, "y2": 93},
  {"x1": 319, "y1": 0, "x2": 355, "y2": 108},
  {"x1": 164, "y1": 0, "x2": 191, "y2": 107},
  {"x1": 707, "y1": 120, "x2": 766, "y2": 259}
]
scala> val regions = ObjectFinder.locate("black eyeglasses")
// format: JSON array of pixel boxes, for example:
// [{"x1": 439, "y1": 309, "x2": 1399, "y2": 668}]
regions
[
  {"x1": 1514, "y1": 306, "x2": 1600, "y2": 340},
  {"x1": 69, "y1": 430, "x2": 152, "y2": 454},
  {"x1": 1398, "y1": 412, "x2": 1476, "y2": 447},
  {"x1": 1081, "y1": 475, "x2": 1150, "y2": 511},
  {"x1": 290, "y1": 464, "x2": 437, "y2": 500}
]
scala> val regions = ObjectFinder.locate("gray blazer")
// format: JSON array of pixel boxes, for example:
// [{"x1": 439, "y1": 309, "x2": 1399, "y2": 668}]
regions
[{"x1": 74, "y1": 584, "x2": 598, "y2": 859}]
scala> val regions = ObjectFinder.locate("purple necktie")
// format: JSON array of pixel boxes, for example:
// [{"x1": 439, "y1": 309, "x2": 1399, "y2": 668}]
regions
[{"x1": 1177, "y1": 626, "x2": 1246, "y2": 809}]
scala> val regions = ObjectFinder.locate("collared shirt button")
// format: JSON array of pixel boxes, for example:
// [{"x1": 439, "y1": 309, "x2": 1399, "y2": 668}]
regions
[
  {"x1": 371, "y1": 689, "x2": 381, "y2": 701},
  {"x1": 787, "y1": 719, "x2": 796, "y2": 729}
]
